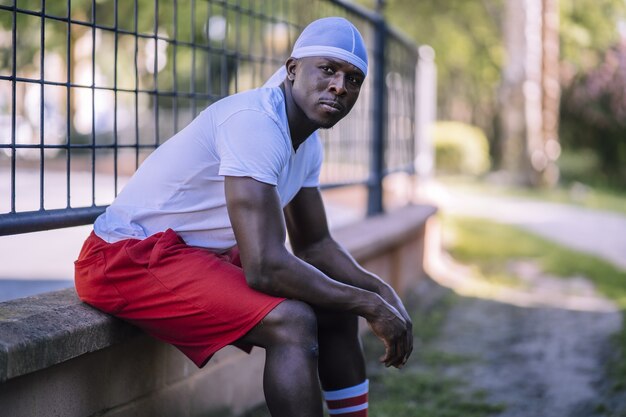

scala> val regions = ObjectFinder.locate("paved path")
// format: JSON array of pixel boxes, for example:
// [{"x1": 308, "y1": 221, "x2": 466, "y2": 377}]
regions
[{"x1": 425, "y1": 182, "x2": 626, "y2": 270}]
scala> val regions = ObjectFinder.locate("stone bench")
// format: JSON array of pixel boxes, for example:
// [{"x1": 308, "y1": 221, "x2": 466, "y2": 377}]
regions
[{"x1": 0, "y1": 204, "x2": 437, "y2": 417}]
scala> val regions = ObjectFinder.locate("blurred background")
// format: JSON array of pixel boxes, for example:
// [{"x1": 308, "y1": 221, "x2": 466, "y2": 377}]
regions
[
  {"x1": 2, "y1": 1, "x2": 626, "y2": 416},
  {"x1": 361, "y1": 0, "x2": 626, "y2": 192}
]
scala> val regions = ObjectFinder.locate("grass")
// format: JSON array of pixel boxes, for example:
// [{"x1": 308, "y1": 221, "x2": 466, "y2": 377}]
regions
[
  {"x1": 443, "y1": 215, "x2": 626, "y2": 306},
  {"x1": 368, "y1": 372, "x2": 503, "y2": 417},
  {"x1": 444, "y1": 214, "x2": 626, "y2": 412},
  {"x1": 365, "y1": 294, "x2": 504, "y2": 417}
]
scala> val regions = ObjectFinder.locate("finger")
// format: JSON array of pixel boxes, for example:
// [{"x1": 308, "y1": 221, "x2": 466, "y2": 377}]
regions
[
  {"x1": 391, "y1": 335, "x2": 408, "y2": 368},
  {"x1": 384, "y1": 338, "x2": 398, "y2": 367},
  {"x1": 393, "y1": 327, "x2": 413, "y2": 369},
  {"x1": 386, "y1": 320, "x2": 407, "y2": 368},
  {"x1": 402, "y1": 328, "x2": 414, "y2": 365},
  {"x1": 395, "y1": 335, "x2": 408, "y2": 368},
  {"x1": 379, "y1": 339, "x2": 392, "y2": 365}
]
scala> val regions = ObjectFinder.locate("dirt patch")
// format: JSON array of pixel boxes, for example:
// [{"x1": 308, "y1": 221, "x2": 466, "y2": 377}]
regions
[
  {"x1": 426, "y1": 255, "x2": 623, "y2": 416},
  {"x1": 434, "y1": 294, "x2": 620, "y2": 416}
]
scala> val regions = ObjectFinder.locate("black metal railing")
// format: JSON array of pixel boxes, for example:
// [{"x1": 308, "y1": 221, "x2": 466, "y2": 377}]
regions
[{"x1": 0, "y1": 0, "x2": 420, "y2": 235}]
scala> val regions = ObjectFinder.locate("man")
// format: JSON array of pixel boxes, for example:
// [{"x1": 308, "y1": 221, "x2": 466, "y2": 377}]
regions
[{"x1": 74, "y1": 17, "x2": 412, "y2": 417}]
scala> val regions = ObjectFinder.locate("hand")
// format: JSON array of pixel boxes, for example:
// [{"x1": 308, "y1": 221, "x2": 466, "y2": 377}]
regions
[
  {"x1": 367, "y1": 299, "x2": 413, "y2": 368},
  {"x1": 378, "y1": 285, "x2": 413, "y2": 362},
  {"x1": 379, "y1": 284, "x2": 412, "y2": 323}
]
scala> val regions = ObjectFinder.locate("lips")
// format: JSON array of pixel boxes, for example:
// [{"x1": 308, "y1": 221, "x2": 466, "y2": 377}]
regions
[{"x1": 319, "y1": 99, "x2": 344, "y2": 114}]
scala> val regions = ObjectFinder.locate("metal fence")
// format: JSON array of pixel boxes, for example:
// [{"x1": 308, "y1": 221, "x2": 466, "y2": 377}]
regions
[{"x1": 0, "y1": 0, "x2": 420, "y2": 235}]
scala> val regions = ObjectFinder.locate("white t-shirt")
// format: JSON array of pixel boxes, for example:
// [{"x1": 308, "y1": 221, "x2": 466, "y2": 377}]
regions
[{"x1": 94, "y1": 87, "x2": 323, "y2": 251}]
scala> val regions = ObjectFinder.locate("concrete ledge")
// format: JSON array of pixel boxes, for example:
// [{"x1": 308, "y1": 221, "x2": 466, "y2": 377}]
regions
[
  {"x1": 0, "y1": 204, "x2": 437, "y2": 416},
  {"x1": 0, "y1": 289, "x2": 139, "y2": 383},
  {"x1": 336, "y1": 204, "x2": 437, "y2": 261}
]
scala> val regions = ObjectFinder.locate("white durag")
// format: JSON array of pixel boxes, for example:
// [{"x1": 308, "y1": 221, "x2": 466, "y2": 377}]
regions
[{"x1": 263, "y1": 16, "x2": 369, "y2": 88}]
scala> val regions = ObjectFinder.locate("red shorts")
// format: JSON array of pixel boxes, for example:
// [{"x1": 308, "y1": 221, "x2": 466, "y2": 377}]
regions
[{"x1": 74, "y1": 229, "x2": 285, "y2": 367}]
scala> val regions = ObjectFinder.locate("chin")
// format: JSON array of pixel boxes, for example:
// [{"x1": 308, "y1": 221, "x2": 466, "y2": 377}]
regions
[
  {"x1": 316, "y1": 120, "x2": 338, "y2": 130},
  {"x1": 309, "y1": 113, "x2": 343, "y2": 130}
]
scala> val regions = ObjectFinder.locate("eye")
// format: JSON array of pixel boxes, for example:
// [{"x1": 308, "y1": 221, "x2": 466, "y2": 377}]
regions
[
  {"x1": 320, "y1": 66, "x2": 334, "y2": 74},
  {"x1": 347, "y1": 75, "x2": 363, "y2": 87}
]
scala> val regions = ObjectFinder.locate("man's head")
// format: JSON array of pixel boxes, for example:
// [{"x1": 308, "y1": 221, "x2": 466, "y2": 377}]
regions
[
  {"x1": 289, "y1": 17, "x2": 368, "y2": 77},
  {"x1": 269, "y1": 17, "x2": 368, "y2": 130}
]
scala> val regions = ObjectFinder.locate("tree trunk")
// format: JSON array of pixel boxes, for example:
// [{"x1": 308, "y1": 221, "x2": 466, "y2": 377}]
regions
[
  {"x1": 541, "y1": 0, "x2": 561, "y2": 186},
  {"x1": 498, "y1": 0, "x2": 560, "y2": 187}
]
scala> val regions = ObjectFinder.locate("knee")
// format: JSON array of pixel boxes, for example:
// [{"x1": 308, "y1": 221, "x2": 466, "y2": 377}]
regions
[{"x1": 264, "y1": 300, "x2": 318, "y2": 348}]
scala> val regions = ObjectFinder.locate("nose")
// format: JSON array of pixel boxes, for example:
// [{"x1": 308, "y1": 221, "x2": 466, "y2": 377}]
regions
[{"x1": 328, "y1": 73, "x2": 347, "y2": 96}]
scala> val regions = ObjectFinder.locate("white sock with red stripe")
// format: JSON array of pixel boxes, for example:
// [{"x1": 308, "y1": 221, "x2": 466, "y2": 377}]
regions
[{"x1": 322, "y1": 379, "x2": 369, "y2": 417}]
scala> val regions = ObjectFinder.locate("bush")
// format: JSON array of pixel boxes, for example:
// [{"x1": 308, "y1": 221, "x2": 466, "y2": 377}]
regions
[
  {"x1": 557, "y1": 149, "x2": 602, "y2": 185},
  {"x1": 560, "y1": 41, "x2": 626, "y2": 188},
  {"x1": 433, "y1": 121, "x2": 491, "y2": 176}
]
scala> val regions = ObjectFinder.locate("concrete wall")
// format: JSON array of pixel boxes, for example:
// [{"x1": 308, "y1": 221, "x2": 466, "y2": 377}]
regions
[{"x1": 0, "y1": 204, "x2": 437, "y2": 417}]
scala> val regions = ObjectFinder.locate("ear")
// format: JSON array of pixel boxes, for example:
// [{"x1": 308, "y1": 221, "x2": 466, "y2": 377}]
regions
[{"x1": 285, "y1": 57, "x2": 298, "y2": 82}]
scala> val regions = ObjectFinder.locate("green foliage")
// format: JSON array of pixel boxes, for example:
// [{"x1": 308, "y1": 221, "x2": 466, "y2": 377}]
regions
[
  {"x1": 559, "y1": 40, "x2": 626, "y2": 188},
  {"x1": 444, "y1": 214, "x2": 626, "y2": 408},
  {"x1": 444, "y1": 215, "x2": 626, "y2": 307},
  {"x1": 381, "y1": 0, "x2": 505, "y2": 131},
  {"x1": 369, "y1": 371, "x2": 504, "y2": 417},
  {"x1": 433, "y1": 121, "x2": 491, "y2": 176},
  {"x1": 362, "y1": 0, "x2": 626, "y2": 187},
  {"x1": 557, "y1": 149, "x2": 602, "y2": 185},
  {"x1": 560, "y1": 0, "x2": 626, "y2": 71},
  {"x1": 366, "y1": 292, "x2": 504, "y2": 417},
  {"x1": 558, "y1": 0, "x2": 626, "y2": 189}
]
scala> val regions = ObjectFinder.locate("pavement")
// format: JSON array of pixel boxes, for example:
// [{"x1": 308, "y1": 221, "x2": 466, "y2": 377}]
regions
[
  {"x1": 1, "y1": 177, "x2": 625, "y2": 302},
  {"x1": 420, "y1": 181, "x2": 626, "y2": 271}
]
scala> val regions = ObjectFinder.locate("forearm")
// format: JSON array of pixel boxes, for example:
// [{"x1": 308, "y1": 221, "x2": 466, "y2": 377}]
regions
[
  {"x1": 293, "y1": 236, "x2": 411, "y2": 326},
  {"x1": 293, "y1": 236, "x2": 390, "y2": 294},
  {"x1": 249, "y1": 246, "x2": 386, "y2": 320}
]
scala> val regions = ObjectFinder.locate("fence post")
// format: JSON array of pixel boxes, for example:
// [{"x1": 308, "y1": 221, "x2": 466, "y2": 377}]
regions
[
  {"x1": 367, "y1": 8, "x2": 387, "y2": 216},
  {"x1": 414, "y1": 45, "x2": 437, "y2": 188}
]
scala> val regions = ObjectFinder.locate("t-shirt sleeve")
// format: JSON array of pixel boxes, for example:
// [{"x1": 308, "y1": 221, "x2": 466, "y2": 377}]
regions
[
  {"x1": 216, "y1": 110, "x2": 290, "y2": 186},
  {"x1": 302, "y1": 132, "x2": 324, "y2": 188}
]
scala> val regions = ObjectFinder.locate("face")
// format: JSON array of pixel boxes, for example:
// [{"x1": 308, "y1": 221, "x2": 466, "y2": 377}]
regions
[{"x1": 287, "y1": 56, "x2": 365, "y2": 129}]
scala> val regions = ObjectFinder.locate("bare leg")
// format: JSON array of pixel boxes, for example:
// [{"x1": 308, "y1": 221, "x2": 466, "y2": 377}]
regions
[
  {"x1": 315, "y1": 308, "x2": 366, "y2": 391},
  {"x1": 237, "y1": 300, "x2": 323, "y2": 417}
]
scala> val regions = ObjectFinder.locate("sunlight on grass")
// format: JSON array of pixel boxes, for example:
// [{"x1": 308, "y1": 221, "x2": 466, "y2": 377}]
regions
[
  {"x1": 369, "y1": 371, "x2": 504, "y2": 417},
  {"x1": 443, "y1": 214, "x2": 626, "y2": 399},
  {"x1": 363, "y1": 294, "x2": 504, "y2": 417},
  {"x1": 443, "y1": 215, "x2": 626, "y2": 307}
]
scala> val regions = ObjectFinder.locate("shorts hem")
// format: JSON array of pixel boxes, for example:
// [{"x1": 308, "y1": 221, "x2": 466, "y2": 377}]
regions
[{"x1": 193, "y1": 297, "x2": 286, "y2": 368}]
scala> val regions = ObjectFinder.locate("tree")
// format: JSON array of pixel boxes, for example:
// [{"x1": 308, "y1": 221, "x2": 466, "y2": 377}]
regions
[
  {"x1": 360, "y1": 0, "x2": 626, "y2": 188},
  {"x1": 498, "y1": 0, "x2": 561, "y2": 186}
]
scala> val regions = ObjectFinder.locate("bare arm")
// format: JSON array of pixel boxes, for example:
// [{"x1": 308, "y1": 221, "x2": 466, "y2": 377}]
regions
[
  {"x1": 284, "y1": 186, "x2": 413, "y2": 366},
  {"x1": 225, "y1": 177, "x2": 385, "y2": 315},
  {"x1": 284, "y1": 187, "x2": 396, "y2": 293},
  {"x1": 224, "y1": 176, "x2": 409, "y2": 367}
]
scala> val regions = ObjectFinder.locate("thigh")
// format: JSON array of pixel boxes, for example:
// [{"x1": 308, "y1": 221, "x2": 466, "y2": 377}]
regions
[{"x1": 79, "y1": 229, "x2": 285, "y2": 367}]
